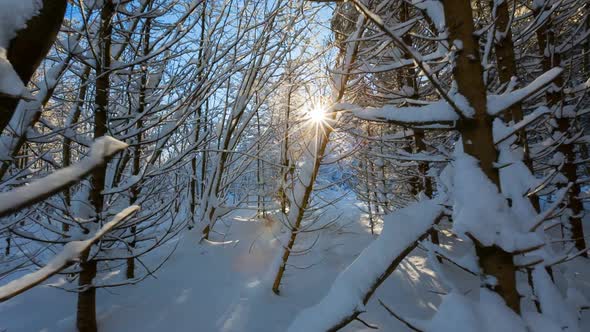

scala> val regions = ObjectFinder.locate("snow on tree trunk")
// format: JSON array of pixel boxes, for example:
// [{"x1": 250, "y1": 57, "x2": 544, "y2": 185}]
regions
[
  {"x1": 442, "y1": 0, "x2": 520, "y2": 313},
  {"x1": 77, "y1": 2, "x2": 114, "y2": 331}
]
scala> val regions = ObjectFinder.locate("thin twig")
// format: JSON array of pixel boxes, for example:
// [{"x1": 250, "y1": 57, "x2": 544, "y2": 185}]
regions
[{"x1": 378, "y1": 299, "x2": 424, "y2": 332}]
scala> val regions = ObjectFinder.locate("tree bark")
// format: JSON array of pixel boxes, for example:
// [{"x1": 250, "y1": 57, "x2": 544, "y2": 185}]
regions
[
  {"x1": 63, "y1": 66, "x2": 91, "y2": 232},
  {"x1": 400, "y1": 2, "x2": 437, "y2": 243},
  {"x1": 535, "y1": 6, "x2": 586, "y2": 256},
  {"x1": 443, "y1": 0, "x2": 520, "y2": 313},
  {"x1": 77, "y1": 1, "x2": 114, "y2": 331},
  {"x1": 492, "y1": 0, "x2": 536, "y2": 187},
  {"x1": 76, "y1": 255, "x2": 97, "y2": 332},
  {"x1": 127, "y1": 12, "x2": 152, "y2": 280},
  {"x1": 279, "y1": 84, "x2": 293, "y2": 215}
]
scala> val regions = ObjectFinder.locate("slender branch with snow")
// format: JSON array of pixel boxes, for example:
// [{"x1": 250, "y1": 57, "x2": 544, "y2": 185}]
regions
[
  {"x1": 0, "y1": 136, "x2": 127, "y2": 218},
  {"x1": 0, "y1": 205, "x2": 139, "y2": 302}
]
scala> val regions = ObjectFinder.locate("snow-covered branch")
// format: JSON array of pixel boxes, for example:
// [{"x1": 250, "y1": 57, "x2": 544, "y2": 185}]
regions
[
  {"x1": 487, "y1": 67, "x2": 563, "y2": 116},
  {"x1": 345, "y1": 101, "x2": 459, "y2": 127},
  {"x1": 287, "y1": 198, "x2": 444, "y2": 331},
  {"x1": 0, "y1": 136, "x2": 127, "y2": 217},
  {"x1": 0, "y1": 205, "x2": 139, "y2": 302}
]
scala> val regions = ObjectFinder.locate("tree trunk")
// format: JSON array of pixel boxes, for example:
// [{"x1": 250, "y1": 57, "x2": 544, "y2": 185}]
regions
[
  {"x1": 493, "y1": 0, "x2": 535, "y2": 192},
  {"x1": 63, "y1": 66, "x2": 91, "y2": 232},
  {"x1": 400, "y1": 2, "x2": 437, "y2": 243},
  {"x1": 272, "y1": 14, "x2": 365, "y2": 294},
  {"x1": 443, "y1": 0, "x2": 520, "y2": 313},
  {"x1": 535, "y1": 6, "x2": 586, "y2": 256},
  {"x1": 272, "y1": 125, "x2": 333, "y2": 294},
  {"x1": 255, "y1": 107, "x2": 265, "y2": 217},
  {"x1": 76, "y1": 252, "x2": 97, "y2": 332},
  {"x1": 492, "y1": 0, "x2": 520, "y2": 122},
  {"x1": 127, "y1": 13, "x2": 152, "y2": 279},
  {"x1": 77, "y1": 2, "x2": 114, "y2": 330},
  {"x1": 279, "y1": 84, "x2": 293, "y2": 215}
]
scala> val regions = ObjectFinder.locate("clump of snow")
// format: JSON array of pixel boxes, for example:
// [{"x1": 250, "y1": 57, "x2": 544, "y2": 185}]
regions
[
  {"x1": 523, "y1": 312, "x2": 563, "y2": 332},
  {"x1": 451, "y1": 146, "x2": 543, "y2": 252},
  {"x1": 450, "y1": 89, "x2": 475, "y2": 118},
  {"x1": 426, "y1": 289, "x2": 527, "y2": 331},
  {"x1": 0, "y1": 0, "x2": 43, "y2": 96},
  {"x1": 90, "y1": 136, "x2": 129, "y2": 160},
  {"x1": 287, "y1": 198, "x2": 443, "y2": 331},
  {"x1": 494, "y1": 107, "x2": 550, "y2": 144},
  {"x1": 0, "y1": 0, "x2": 42, "y2": 48},
  {"x1": 350, "y1": 100, "x2": 459, "y2": 125},
  {"x1": 412, "y1": 0, "x2": 445, "y2": 30},
  {"x1": 0, "y1": 48, "x2": 26, "y2": 96},
  {"x1": 532, "y1": 267, "x2": 581, "y2": 331},
  {"x1": 487, "y1": 68, "x2": 563, "y2": 116},
  {"x1": 494, "y1": 119, "x2": 539, "y2": 222}
]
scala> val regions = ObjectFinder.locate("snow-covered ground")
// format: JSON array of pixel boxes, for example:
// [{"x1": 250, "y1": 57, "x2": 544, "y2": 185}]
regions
[
  {"x1": 2, "y1": 193, "x2": 588, "y2": 331},
  {"x1": 0, "y1": 193, "x2": 450, "y2": 331}
]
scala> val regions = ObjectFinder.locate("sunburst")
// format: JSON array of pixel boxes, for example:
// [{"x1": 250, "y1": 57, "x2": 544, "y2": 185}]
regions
[
  {"x1": 307, "y1": 106, "x2": 326, "y2": 124},
  {"x1": 305, "y1": 104, "x2": 333, "y2": 132}
]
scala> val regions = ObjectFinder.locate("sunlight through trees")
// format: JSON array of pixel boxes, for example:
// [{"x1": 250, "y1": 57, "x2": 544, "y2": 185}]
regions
[{"x1": 0, "y1": 0, "x2": 589, "y2": 331}]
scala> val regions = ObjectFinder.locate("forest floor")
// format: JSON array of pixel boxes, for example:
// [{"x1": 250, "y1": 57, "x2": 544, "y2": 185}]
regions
[{"x1": 2, "y1": 192, "x2": 589, "y2": 331}]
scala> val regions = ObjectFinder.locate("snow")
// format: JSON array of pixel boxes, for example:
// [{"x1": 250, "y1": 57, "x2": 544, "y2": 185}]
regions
[
  {"x1": 0, "y1": 0, "x2": 42, "y2": 96},
  {"x1": 0, "y1": 0, "x2": 588, "y2": 331},
  {"x1": 412, "y1": 0, "x2": 445, "y2": 30},
  {"x1": 523, "y1": 312, "x2": 563, "y2": 332},
  {"x1": 532, "y1": 267, "x2": 581, "y2": 331},
  {"x1": 451, "y1": 147, "x2": 543, "y2": 252},
  {"x1": 350, "y1": 100, "x2": 459, "y2": 125},
  {"x1": 0, "y1": 136, "x2": 128, "y2": 217},
  {"x1": 487, "y1": 68, "x2": 563, "y2": 116},
  {"x1": 287, "y1": 198, "x2": 443, "y2": 331},
  {"x1": 0, "y1": 194, "x2": 444, "y2": 332},
  {"x1": 494, "y1": 107, "x2": 551, "y2": 144},
  {"x1": 0, "y1": 0, "x2": 42, "y2": 48},
  {"x1": 0, "y1": 48, "x2": 26, "y2": 96},
  {"x1": 451, "y1": 90, "x2": 475, "y2": 118},
  {"x1": 426, "y1": 289, "x2": 527, "y2": 332},
  {"x1": 0, "y1": 206, "x2": 139, "y2": 302},
  {"x1": 384, "y1": 150, "x2": 448, "y2": 163},
  {"x1": 494, "y1": 119, "x2": 540, "y2": 223},
  {"x1": 1, "y1": 191, "x2": 589, "y2": 331}
]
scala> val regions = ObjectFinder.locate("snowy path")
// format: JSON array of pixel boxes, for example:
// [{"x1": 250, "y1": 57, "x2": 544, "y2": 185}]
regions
[{"x1": 1, "y1": 195, "x2": 447, "y2": 331}]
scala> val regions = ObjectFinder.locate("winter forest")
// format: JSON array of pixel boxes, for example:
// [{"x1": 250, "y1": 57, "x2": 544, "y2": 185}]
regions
[{"x1": 0, "y1": 0, "x2": 589, "y2": 331}]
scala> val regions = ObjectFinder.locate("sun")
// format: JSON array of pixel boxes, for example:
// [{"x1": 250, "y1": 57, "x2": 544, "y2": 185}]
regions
[
  {"x1": 303, "y1": 102, "x2": 333, "y2": 137},
  {"x1": 307, "y1": 106, "x2": 326, "y2": 123}
]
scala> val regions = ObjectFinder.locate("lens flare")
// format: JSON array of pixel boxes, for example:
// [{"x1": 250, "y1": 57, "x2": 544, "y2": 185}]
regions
[{"x1": 307, "y1": 107, "x2": 325, "y2": 123}]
